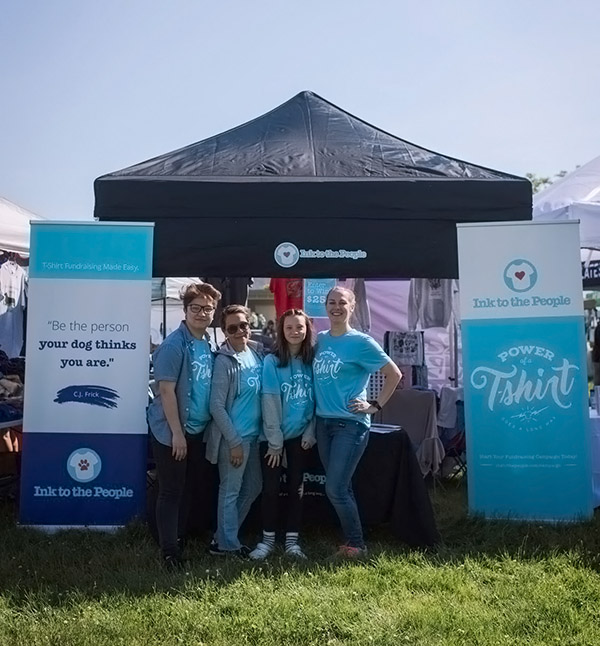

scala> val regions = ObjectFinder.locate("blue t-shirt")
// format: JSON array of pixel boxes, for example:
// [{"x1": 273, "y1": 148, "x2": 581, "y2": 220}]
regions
[
  {"x1": 313, "y1": 329, "x2": 389, "y2": 427},
  {"x1": 230, "y1": 348, "x2": 262, "y2": 439},
  {"x1": 186, "y1": 338, "x2": 214, "y2": 434},
  {"x1": 262, "y1": 354, "x2": 314, "y2": 440}
]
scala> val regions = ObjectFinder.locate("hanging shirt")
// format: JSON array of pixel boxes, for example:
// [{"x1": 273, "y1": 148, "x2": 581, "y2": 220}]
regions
[
  {"x1": 408, "y1": 278, "x2": 453, "y2": 330},
  {"x1": 262, "y1": 354, "x2": 314, "y2": 440},
  {"x1": 269, "y1": 278, "x2": 303, "y2": 318},
  {"x1": 230, "y1": 348, "x2": 262, "y2": 438},
  {"x1": 0, "y1": 261, "x2": 26, "y2": 357},
  {"x1": 313, "y1": 329, "x2": 389, "y2": 427},
  {"x1": 186, "y1": 338, "x2": 214, "y2": 434},
  {"x1": 343, "y1": 278, "x2": 371, "y2": 333}
]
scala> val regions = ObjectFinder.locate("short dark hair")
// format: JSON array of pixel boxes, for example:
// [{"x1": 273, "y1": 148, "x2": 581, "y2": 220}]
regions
[
  {"x1": 181, "y1": 282, "x2": 222, "y2": 308},
  {"x1": 220, "y1": 304, "x2": 250, "y2": 331}
]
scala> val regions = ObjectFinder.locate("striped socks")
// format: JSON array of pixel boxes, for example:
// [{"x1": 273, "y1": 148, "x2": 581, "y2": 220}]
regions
[{"x1": 285, "y1": 532, "x2": 299, "y2": 551}]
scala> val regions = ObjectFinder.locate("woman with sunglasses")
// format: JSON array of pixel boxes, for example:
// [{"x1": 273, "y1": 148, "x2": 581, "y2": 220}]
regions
[
  {"x1": 314, "y1": 286, "x2": 401, "y2": 558},
  {"x1": 249, "y1": 309, "x2": 316, "y2": 560},
  {"x1": 147, "y1": 282, "x2": 222, "y2": 570},
  {"x1": 206, "y1": 304, "x2": 264, "y2": 556}
]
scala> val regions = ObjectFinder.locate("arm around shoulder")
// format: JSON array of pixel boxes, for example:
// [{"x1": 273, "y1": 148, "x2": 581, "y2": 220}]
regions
[{"x1": 209, "y1": 354, "x2": 242, "y2": 448}]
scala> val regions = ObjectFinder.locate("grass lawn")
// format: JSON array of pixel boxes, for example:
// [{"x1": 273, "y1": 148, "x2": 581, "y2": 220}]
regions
[{"x1": 1, "y1": 481, "x2": 600, "y2": 646}]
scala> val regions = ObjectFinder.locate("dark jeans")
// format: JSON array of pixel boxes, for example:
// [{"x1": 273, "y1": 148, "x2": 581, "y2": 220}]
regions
[
  {"x1": 151, "y1": 433, "x2": 208, "y2": 558},
  {"x1": 316, "y1": 417, "x2": 369, "y2": 548},
  {"x1": 259, "y1": 436, "x2": 306, "y2": 533}
]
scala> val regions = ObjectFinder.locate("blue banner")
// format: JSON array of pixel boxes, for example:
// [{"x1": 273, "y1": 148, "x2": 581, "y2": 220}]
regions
[
  {"x1": 457, "y1": 221, "x2": 592, "y2": 522},
  {"x1": 30, "y1": 223, "x2": 153, "y2": 280},
  {"x1": 21, "y1": 222, "x2": 153, "y2": 529},
  {"x1": 303, "y1": 278, "x2": 336, "y2": 318},
  {"x1": 462, "y1": 317, "x2": 592, "y2": 520}
]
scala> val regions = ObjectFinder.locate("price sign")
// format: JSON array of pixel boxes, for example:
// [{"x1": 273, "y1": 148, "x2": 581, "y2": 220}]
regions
[{"x1": 303, "y1": 279, "x2": 336, "y2": 318}]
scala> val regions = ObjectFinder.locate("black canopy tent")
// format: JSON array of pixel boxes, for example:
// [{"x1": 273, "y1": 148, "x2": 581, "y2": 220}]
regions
[{"x1": 94, "y1": 91, "x2": 532, "y2": 278}]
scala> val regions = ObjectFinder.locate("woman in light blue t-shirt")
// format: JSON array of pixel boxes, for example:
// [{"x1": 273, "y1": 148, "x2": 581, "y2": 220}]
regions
[
  {"x1": 313, "y1": 286, "x2": 401, "y2": 558},
  {"x1": 207, "y1": 305, "x2": 264, "y2": 557}
]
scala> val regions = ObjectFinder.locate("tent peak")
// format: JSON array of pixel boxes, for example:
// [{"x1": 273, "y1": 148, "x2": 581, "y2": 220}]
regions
[{"x1": 98, "y1": 91, "x2": 524, "y2": 182}]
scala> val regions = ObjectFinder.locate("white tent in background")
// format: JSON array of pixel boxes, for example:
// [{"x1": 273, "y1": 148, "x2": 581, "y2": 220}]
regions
[
  {"x1": 532, "y1": 155, "x2": 600, "y2": 249},
  {"x1": 0, "y1": 196, "x2": 44, "y2": 254}
]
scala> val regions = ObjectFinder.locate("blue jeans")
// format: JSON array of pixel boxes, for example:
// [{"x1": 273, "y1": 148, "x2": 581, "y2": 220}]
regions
[
  {"x1": 316, "y1": 417, "x2": 369, "y2": 548},
  {"x1": 215, "y1": 439, "x2": 262, "y2": 551}
]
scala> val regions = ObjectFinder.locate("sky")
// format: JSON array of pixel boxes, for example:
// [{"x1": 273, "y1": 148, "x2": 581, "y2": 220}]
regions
[{"x1": 1, "y1": 0, "x2": 599, "y2": 220}]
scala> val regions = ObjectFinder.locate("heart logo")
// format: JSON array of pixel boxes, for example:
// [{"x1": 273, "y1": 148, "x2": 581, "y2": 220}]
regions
[
  {"x1": 274, "y1": 242, "x2": 300, "y2": 267},
  {"x1": 515, "y1": 271, "x2": 525, "y2": 280}
]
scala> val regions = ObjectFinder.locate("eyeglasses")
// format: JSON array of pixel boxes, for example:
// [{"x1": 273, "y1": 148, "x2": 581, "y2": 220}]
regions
[
  {"x1": 226, "y1": 321, "x2": 250, "y2": 335},
  {"x1": 188, "y1": 305, "x2": 215, "y2": 315}
]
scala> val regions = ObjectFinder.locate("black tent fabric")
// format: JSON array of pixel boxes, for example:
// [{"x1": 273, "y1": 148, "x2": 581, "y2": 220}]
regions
[{"x1": 94, "y1": 91, "x2": 531, "y2": 278}]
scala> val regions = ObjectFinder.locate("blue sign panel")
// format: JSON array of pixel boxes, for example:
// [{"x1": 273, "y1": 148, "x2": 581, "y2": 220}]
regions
[
  {"x1": 462, "y1": 316, "x2": 592, "y2": 521},
  {"x1": 30, "y1": 223, "x2": 153, "y2": 280},
  {"x1": 20, "y1": 433, "x2": 147, "y2": 526},
  {"x1": 303, "y1": 279, "x2": 336, "y2": 318}
]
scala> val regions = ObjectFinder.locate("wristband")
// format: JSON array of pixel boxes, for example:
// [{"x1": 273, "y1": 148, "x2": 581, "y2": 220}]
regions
[{"x1": 368, "y1": 399, "x2": 382, "y2": 411}]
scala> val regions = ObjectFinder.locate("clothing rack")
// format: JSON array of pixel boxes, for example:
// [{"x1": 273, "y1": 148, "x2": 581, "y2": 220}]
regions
[{"x1": 0, "y1": 250, "x2": 29, "y2": 266}]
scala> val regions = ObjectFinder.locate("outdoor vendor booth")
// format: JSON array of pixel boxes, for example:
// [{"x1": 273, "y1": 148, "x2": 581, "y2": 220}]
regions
[{"x1": 92, "y1": 90, "x2": 534, "y2": 543}]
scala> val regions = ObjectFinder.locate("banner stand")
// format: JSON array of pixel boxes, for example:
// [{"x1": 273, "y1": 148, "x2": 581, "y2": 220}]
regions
[
  {"x1": 19, "y1": 221, "x2": 154, "y2": 530},
  {"x1": 457, "y1": 220, "x2": 592, "y2": 522}
]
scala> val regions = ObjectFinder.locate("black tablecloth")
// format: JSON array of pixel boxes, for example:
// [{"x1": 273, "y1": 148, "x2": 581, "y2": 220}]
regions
[{"x1": 147, "y1": 428, "x2": 440, "y2": 548}]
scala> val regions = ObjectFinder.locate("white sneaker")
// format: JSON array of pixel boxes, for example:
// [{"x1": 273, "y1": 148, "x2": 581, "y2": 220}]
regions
[
  {"x1": 285, "y1": 543, "x2": 307, "y2": 559},
  {"x1": 249, "y1": 542, "x2": 274, "y2": 560}
]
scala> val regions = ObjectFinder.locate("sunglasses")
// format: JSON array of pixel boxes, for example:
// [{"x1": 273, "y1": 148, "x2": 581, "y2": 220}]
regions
[{"x1": 226, "y1": 321, "x2": 250, "y2": 335}]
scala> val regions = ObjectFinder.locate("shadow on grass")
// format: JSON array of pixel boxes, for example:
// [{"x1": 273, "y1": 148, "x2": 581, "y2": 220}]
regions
[{"x1": 1, "y1": 480, "x2": 599, "y2": 606}]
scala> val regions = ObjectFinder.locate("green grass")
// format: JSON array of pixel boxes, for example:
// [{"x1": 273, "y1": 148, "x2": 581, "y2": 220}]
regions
[{"x1": 1, "y1": 482, "x2": 600, "y2": 645}]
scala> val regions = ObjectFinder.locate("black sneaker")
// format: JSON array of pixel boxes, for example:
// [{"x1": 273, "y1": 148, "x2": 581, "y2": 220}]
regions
[
  {"x1": 162, "y1": 554, "x2": 186, "y2": 571},
  {"x1": 208, "y1": 539, "x2": 227, "y2": 556},
  {"x1": 208, "y1": 540, "x2": 250, "y2": 559}
]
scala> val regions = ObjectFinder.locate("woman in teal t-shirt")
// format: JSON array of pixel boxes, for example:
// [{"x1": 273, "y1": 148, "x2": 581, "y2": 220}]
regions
[
  {"x1": 249, "y1": 309, "x2": 316, "y2": 561},
  {"x1": 313, "y1": 287, "x2": 401, "y2": 558}
]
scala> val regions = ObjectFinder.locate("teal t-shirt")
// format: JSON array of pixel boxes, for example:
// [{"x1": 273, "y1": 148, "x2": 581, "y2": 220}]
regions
[
  {"x1": 186, "y1": 338, "x2": 214, "y2": 434},
  {"x1": 230, "y1": 348, "x2": 262, "y2": 439},
  {"x1": 262, "y1": 354, "x2": 314, "y2": 440},
  {"x1": 313, "y1": 329, "x2": 389, "y2": 427}
]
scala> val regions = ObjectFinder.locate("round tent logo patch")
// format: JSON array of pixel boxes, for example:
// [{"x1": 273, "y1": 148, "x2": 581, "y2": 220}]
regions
[
  {"x1": 503, "y1": 259, "x2": 538, "y2": 293},
  {"x1": 274, "y1": 242, "x2": 299, "y2": 268},
  {"x1": 67, "y1": 448, "x2": 102, "y2": 483}
]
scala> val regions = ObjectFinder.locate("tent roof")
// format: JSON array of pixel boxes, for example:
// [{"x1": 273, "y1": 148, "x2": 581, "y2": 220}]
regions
[
  {"x1": 95, "y1": 91, "x2": 531, "y2": 279},
  {"x1": 533, "y1": 155, "x2": 600, "y2": 217},
  {"x1": 0, "y1": 196, "x2": 44, "y2": 254},
  {"x1": 533, "y1": 155, "x2": 600, "y2": 250},
  {"x1": 104, "y1": 90, "x2": 521, "y2": 181}
]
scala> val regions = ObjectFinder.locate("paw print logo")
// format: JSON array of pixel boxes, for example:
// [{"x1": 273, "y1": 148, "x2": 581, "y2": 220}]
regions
[{"x1": 67, "y1": 448, "x2": 101, "y2": 482}]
